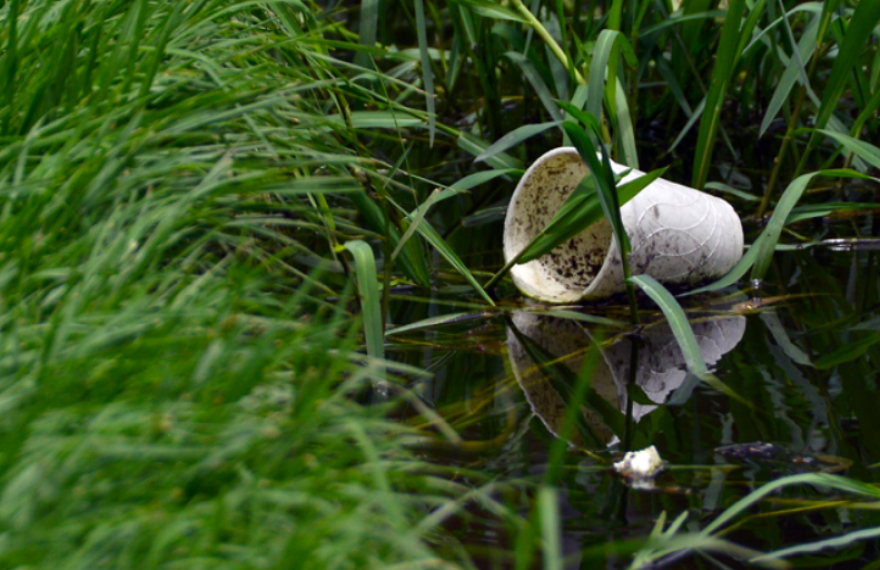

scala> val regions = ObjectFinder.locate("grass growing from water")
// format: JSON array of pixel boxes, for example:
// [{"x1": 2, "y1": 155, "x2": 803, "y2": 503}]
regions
[{"x1": 2, "y1": 0, "x2": 880, "y2": 567}]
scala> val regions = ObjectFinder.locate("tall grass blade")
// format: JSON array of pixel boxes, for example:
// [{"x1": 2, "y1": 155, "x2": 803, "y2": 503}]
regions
[
  {"x1": 451, "y1": 168, "x2": 521, "y2": 190},
  {"x1": 140, "y1": 1, "x2": 186, "y2": 98},
  {"x1": 414, "y1": 0, "x2": 437, "y2": 146},
  {"x1": 613, "y1": 78, "x2": 638, "y2": 168},
  {"x1": 669, "y1": 97, "x2": 706, "y2": 153},
  {"x1": 759, "y1": 14, "x2": 819, "y2": 138},
  {"x1": 692, "y1": 0, "x2": 744, "y2": 189},
  {"x1": 356, "y1": 0, "x2": 380, "y2": 68},
  {"x1": 812, "y1": 2, "x2": 880, "y2": 135},
  {"x1": 506, "y1": 52, "x2": 563, "y2": 121},
  {"x1": 562, "y1": 119, "x2": 641, "y2": 321},
  {"x1": 539, "y1": 487, "x2": 563, "y2": 570},
  {"x1": 2, "y1": 0, "x2": 20, "y2": 134},
  {"x1": 586, "y1": 30, "x2": 637, "y2": 140},
  {"x1": 392, "y1": 189, "x2": 442, "y2": 262},
  {"x1": 507, "y1": 0, "x2": 584, "y2": 84},
  {"x1": 560, "y1": 123, "x2": 623, "y2": 246}
]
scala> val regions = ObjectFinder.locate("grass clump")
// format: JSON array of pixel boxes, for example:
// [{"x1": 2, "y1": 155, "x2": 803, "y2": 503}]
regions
[{"x1": 0, "y1": 0, "x2": 468, "y2": 567}]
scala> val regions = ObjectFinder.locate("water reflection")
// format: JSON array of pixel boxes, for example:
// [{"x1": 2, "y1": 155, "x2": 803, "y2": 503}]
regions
[{"x1": 507, "y1": 309, "x2": 746, "y2": 448}]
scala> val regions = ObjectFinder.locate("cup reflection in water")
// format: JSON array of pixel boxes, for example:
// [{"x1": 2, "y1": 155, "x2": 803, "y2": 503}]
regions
[{"x1": 506, "y1": 310, "x2": 746, "y2": 447}]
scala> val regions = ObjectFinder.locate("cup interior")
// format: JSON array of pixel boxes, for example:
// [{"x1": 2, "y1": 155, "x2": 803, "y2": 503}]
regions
[{"x1": 504, "y1": 149, "x2": 613, "y2": 303}]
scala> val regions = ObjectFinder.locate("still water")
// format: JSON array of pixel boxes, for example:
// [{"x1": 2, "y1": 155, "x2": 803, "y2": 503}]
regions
[{"x1": 384, "y1": 220, "x2": 880, "y2": 568}]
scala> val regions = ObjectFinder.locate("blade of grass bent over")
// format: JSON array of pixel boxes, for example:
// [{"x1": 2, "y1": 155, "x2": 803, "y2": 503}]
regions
[
  {"x1": 344, "y1": 240, "x2": 385, "y2": 364},
  {"x1": 816, "y1": 130, "x2": 880, "y2": 171},
  {"x1": 629, "y1": 275, "x2": 708, "y2": 377},
  {"x1": 476, "y1": 121, "x2": 561, "y2": 163},
  {"x1": 702, "y1": 472, "x2": 880, "y2": 538},
  {"x1": 629, "y1": 275, "x2": 747, "y2": 404},
  {"x1": 687, "y1": 169, "x2": 873, "y2": 295}
]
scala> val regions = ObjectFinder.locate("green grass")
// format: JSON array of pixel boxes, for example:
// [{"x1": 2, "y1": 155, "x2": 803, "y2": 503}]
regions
[
  {"x1": 2, "y1": 0, "x2": 880, "y2": 567},
  {"x1": 0, "y1": 0, "x2": 479, "y2": 567}
]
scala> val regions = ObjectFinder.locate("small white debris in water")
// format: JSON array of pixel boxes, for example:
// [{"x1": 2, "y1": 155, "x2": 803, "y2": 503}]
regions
[{"x1": 613, "y1": 445, "x2": 664, "y2": 479}]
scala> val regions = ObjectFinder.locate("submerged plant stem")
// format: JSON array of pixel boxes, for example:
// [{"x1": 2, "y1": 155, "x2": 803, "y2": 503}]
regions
[
  {"x1": 622, "y1": 339, "x2": 639, "y2": 452},
  {"x1": 623, "y1": 266, "x2": 641, "y2": 327}
]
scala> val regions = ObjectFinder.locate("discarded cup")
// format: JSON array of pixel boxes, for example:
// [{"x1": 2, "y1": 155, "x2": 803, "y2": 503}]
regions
[{"x1": 503, "y1": 148, "x2": 744, "y2": 303}]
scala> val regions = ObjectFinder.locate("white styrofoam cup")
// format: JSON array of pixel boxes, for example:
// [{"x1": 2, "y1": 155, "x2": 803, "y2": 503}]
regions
[{"x1": 503, "y1": 148, "x2": 744, "y2": 302}]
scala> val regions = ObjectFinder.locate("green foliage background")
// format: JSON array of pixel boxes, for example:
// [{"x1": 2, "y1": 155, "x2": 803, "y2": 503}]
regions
[{"x1": 0, "y1": 0, "x2": 878, "y2": 567}]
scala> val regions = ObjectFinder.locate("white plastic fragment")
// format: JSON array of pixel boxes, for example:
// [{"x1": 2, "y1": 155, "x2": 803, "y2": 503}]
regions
[
  {"x1": 613, "y1": 445, "x2": 665, "y2": 479},
  {"x1": 503, "y1": 148, "x2": 744, "y2": 303}
]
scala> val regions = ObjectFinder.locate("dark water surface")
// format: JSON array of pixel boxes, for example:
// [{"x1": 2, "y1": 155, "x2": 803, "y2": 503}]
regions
[{"x1": 383, "y1": 211, "x2": 880, "y2": 568}]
